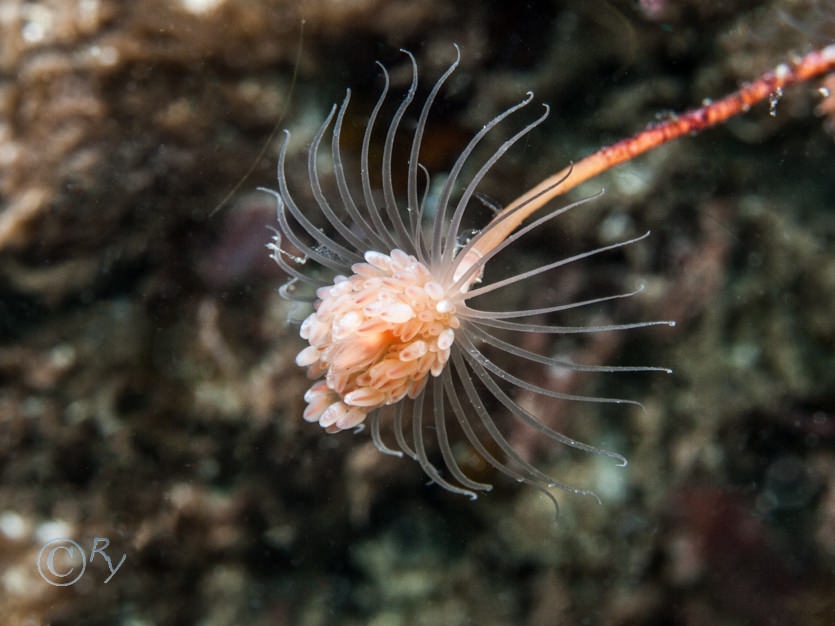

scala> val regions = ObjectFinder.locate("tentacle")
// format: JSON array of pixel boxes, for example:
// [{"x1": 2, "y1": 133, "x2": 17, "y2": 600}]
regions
[
  {"x1": 462, "y1": 285, "x2": 647, "y2": 320},
  {"x1": 433, "y1": 377, "x2": 492, "y2": 496},
  {"x1": 258, "y1": 185, "x2": 348, "y2": 273},
  {"x1": 408, "y1": 44, "x2": 460, "y2": 257},
  {"x1": 445, "y1": 361, "x2": 564, "y2": 516},
  {"x1": 360, "y1": 61, "x2": 400, "y2": 251},
  {"x1": 380, "y1": 50, "x2": 420, "y2": 252},
  {"x1": 458, "y1": 331, "x2": 642, "y2": 448},
  {"x1": 466, "y1": 323, "x2": 672, "y2": 374},
  {"x1": 393, "y1": 401, "x2": 417, "y2": 460},
  {"x1": 440, "y1": 96, "x2": 546, "y2": 278},
  {"x1": 413, "y1": 163, "x2": 432, "y2": 262},
  {"x1": 369, "y1": 410, "x2": 403, "y2": 458},
  {"x1": 464, "y1": 230, "x2": 652, "y2": 300},
  {"x1": 452, "y1": 349, "x2": 600, "y2": 508},
  {"x1": 331, "y1": 89, "x2": 390, "y2": 251},
  {"x1": 471, "y1": 317, "x2": 677, "y2": 335},
  {"x1": 276, "y1": 130, "x2": 360, "y2": 266},
  {"x1": 307, "y1": 97, "x2": 370, "y2": 256},
  {"x1": 450, "y1": 166, "x2": 576, "y2": 290},
  {"x1": 412, "y1": 386, "x2": 479, "y2": 499},
  {"x1": 265, "y1": 225, "x2": 327, "y2": 288}
]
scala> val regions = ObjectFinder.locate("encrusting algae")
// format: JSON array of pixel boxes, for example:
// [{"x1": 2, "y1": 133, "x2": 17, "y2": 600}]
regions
[{"x1": 264, "y1": 43, "x2": 835, "y2": 509}]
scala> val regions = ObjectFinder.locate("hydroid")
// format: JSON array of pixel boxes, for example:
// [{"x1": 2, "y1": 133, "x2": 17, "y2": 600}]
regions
[{"x1": 263, "y1": 46, "x2": 672, "y2": 508}]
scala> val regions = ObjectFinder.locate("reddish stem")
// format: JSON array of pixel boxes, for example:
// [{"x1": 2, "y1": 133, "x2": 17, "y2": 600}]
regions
[{"x1": 474, "y1": 44, "x2": 835, "y2": 257}]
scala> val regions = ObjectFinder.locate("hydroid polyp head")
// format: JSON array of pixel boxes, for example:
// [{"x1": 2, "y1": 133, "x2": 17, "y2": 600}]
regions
[
  {"x1": 262, "y1": 46, "x2": 673, "y2": 510},
  {"x1": 296, "y1": 248, "x2": 462, "y2": 433}
]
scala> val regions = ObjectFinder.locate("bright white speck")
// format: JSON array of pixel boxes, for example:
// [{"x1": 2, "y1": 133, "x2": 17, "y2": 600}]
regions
[
  {"x1": 22, "y1": 22, "x2": 45, "y2": 43},
  {"x1": 179, "y1": 0, "x2": 225, "y2": 14},
  {"x1": 613, "y1": 162, "x2": 652, "y2": 196},
  {"x1": 89, "y1": 45, "x2": 119, "y2": 66},
  {"x1": 435, "y1": 299, "x2": 453, "y2": 314},
  {"x1": 774, "y1": 63, "x2": 790, "y2": 81},
  {"x1": 0, "y1": 511, "x2": 26, "y2": 540},
  {"x1": 20, "y1": 4, "x2": 53, "y2": 43},
  {"x1": 79, "y1": 0, "x2": 100, "y2": 23},
  {"x1": 730, "y1": 343, "x2": 760, "y2": 369},
  {"x1": 598, "y1": 213, "x2": 632, "y2": 243},
  {"x1": 35, "y1": 520, "x2": 72, "y2": 544}
]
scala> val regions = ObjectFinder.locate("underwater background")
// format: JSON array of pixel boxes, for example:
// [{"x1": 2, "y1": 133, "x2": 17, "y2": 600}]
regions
[{"x1": 1, "y1": 0, "x2": 833, "y2": 624}]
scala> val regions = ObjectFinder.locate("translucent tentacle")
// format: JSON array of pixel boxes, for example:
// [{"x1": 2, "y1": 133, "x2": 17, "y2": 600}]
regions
[
  {"x1": 466, "y1": 323, "x2": 672, "y2": 374},
  {"x1": 440, "y1": 96, "x2": 546, "y2": 278},
  {"x1": 464, "y1": 231, "x2": 652, "y2": 300},
  {"x1": 331, "y1": 89, "x2": 389, "y2": 251},
  {"x1": 360, "y1": 61, "x2": 399, "y2": 251},
  {"x1": 369, "y1": 410, "x2": 403, "y2": 458},
  {"x1": 407, "y1": 45, "x2": 460, "y2": 254},
  {"x1": 462, "y1": 285, "x2": 647, "y2": 320},
  {"x1": 412, "y1": 387, "x2": 479, "y2": 499},
  {"x1": 459, "y1": 329, "x2": 645, "y2": 414},
  {"x1": 258, "y1": 185, "x2": 348, "y2": 273},
  {"x1": 393, "y1": 401, "x2": 417, "y2": 461},
  {"x1": 433, "y1": 377, "x2": 492, "y2": 495},
  {"x1": 380, "y1": 50, "x2": 420, "y2": 251},
  {"x1": 452, "y1": 350, "x2": 599, "y2": 507},
  {"x1": 277, "y1": 130, "x2": 360, "y2": 265}
]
